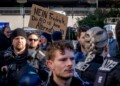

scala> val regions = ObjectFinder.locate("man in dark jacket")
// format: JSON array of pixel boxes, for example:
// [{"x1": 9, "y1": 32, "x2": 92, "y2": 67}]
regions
[
  {"x1": 0, "y1": 28, "x2": 41, "y2": 86},
  {"x1": 27, "y1": 32, "x2": 49, "y2": 81},
  {"x1": 94, "y1": 21, "x2": 120, "y2": 86},
  {"x1": 76, "y1": 27, "x2": 108, "y2": 86},
  {"x1": 46, "y1": 40, "x2": 83, "y2": 86}
]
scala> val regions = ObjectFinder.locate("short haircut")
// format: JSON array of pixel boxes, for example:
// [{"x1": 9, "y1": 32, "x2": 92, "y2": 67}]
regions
[
  {"x1": 76, "y1": 25, "x2": 90, "y2": 37},
  {"x1": 46, "y1": 40, "x2": 74, "y2": 60}
]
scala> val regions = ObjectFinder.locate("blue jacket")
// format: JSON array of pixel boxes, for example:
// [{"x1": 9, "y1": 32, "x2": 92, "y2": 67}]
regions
[{"x1": 108, "y1": 39, "x2": 119, "y2": 57}]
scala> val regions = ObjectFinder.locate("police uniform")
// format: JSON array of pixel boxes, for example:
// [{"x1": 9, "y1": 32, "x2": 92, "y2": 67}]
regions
[
  {"x1": 76, "y1": 55, "x2": 103, "y2": 86},
  {"x1": 94, "y1": 57, "x2": 120, "y2": 86}
]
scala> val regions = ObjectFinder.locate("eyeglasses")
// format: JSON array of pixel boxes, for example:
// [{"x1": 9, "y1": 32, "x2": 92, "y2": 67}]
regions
[{"x1": 29, "y1": 38, "x2": 38, "y2": 42}]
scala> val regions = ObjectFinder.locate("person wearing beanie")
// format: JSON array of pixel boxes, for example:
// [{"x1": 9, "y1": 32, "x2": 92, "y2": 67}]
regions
[
  {"x1": 51, "y1": 31, "x2": 62, "y2": 42},
  {"x1": 75, "y1": 27, "x2": 108, "y2": 86},
  {"x1": 0, "y1": 28, "x2": 41, "y2": 86},
  {"x1": 11, "y1": 28, "x2": 27, "y2": 41},
  {"x1": 40, "y1": 32, "x2": 51, "y2": 51}
]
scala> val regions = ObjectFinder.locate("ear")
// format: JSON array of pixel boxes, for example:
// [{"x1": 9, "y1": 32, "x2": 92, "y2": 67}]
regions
[{"x1": 46, "y1": 60, "x2": 54, "y2": 71}]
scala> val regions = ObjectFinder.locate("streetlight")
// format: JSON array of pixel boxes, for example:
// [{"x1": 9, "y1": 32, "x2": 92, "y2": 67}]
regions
[
  {"x1": 96, "y1": 0, "x2": 98, "y2": 8},
  {"x1": 16, "y1": 0, "x2": 27, "y2": 28}
]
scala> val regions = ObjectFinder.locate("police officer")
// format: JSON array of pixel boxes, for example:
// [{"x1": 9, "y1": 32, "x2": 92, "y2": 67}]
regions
[
  {"x1": 94, "y1": 21, "x2": 120, "y2": 86},
  {"x1": 76, "y1": 27, "x2": 108, "y2": 86}
]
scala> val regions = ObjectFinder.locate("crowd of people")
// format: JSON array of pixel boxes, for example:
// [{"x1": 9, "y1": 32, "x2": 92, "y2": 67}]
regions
[{"x1": 0, "y1": 20, "x2": 120, "y2": 86}]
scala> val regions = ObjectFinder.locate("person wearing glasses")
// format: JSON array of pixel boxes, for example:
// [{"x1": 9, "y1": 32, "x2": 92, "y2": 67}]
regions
[
  {"x1": 27, "y1": 32, "x2": 49, "y2": 82},
  {"x1": 0, "y1": 26, "x2": 11, "y2": 51}
]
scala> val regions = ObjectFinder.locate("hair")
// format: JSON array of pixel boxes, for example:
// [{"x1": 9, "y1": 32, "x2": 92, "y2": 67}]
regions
[
  {"x1": 76, "y1": 25, "x2": 90, "y2": 37},
  {"x1": 83, "y1": 27, "x2": 108, "y2": 63},
  {"x1": 2, "y1": 26, "x2": 10, "y2": 33},
  {"x1": 46, "y1": 40, "x2": 74, "y2": 60},
  {"x1": 115, "y1": 20, "x2": 120, "y2": 48}
]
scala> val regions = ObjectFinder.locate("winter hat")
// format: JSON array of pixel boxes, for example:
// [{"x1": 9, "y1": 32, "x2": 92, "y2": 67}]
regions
[
  {"x1": 41, "y1": 32, "x2": 51, "y2": 42},
  {"x1": 11, "y1": 28, "x2": 27, "y2": 41},
  {"x1": 51, "y1": 31, "x2": 62, "y2": 41}
]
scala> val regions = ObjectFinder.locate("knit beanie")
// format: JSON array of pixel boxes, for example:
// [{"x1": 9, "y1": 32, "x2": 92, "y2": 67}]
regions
[
  {"x1": 11, "y1": 28, "x2": 27, "y2": 41},
  {"x1": 51, "y1": 31, "x2": 62, "y2": 41},
  {"x1": 41, "y1": 32, "x2": 51, "y2": 42}
]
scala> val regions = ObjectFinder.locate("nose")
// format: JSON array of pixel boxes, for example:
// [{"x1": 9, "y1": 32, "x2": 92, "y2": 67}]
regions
[
  {"x1": 18, "y1": 38, "x2": 23, "y2": 42},
  {"x1": 67, "y1": 58, "x2": 74, "y2": 66}
]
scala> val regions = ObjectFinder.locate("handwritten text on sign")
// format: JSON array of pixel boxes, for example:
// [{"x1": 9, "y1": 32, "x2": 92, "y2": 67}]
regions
[{"x1": 28, "y1": 4, "x2": 68, "y2": 38}]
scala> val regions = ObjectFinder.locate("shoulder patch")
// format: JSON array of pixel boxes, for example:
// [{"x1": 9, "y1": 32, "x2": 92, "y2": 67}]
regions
[
  {"x1": 99, "y1": 59, "x2": 118, "y2": 71},
  {"x1": 76, "y1": 62, "x2": 90, "y2": 71}
]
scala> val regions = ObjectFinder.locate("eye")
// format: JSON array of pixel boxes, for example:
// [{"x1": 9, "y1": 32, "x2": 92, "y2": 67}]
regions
[
  {"x1": 70, "y1": 57, "x2": 74, "y2": 61},
  {"x1": 60, "y1": 58, "x2": 67, "y2": 61}
]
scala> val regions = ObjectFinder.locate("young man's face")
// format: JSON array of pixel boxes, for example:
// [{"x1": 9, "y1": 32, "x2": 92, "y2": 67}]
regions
[
  {"x1": 77, "y1": 32, "x2": 85, "y2": 46},
  {"x1": 27, "y1": 34, "x2": 39, "y2": 49},
  {"x1": 12, "y1": 36, "x2": 26, "y2": 51},
  {"x1": 47, "y1": 49, "x2": 75, "y2": 80}
]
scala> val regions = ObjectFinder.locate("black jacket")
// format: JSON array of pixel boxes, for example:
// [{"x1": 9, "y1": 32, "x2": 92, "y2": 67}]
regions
[
  {"x1": 0, "y1": 47, "x2": 39, "y2": 86},
  {"x1": 46, "y1": 74, "x2": 83, "y2": 86},
  {"x1": 94, "y1": 55, "x2": 120, "y2": 86},
  {"x1": 27, "y1": 48, "x2": 49, "y2": 81},
  {"x1": 76, "y1": 55, "x2": 104, "y2": 85}
]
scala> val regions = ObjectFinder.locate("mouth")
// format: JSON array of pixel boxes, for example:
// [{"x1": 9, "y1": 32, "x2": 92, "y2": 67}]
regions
[{"x1": 65, "y1": 69, "x2": 74, "y2": 73}]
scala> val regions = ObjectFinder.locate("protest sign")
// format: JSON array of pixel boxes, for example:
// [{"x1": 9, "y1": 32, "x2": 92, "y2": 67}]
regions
[{"x1": 28, "y1": 4, "x2": 68, "y2": 38}]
